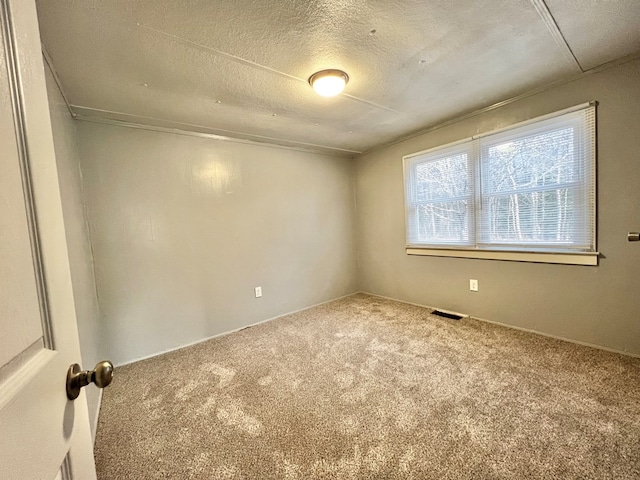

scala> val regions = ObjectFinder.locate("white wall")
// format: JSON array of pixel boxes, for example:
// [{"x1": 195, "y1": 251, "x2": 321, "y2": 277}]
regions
[
  {"x1": 44, "y1": 65, "x2": 102, "y2": 435},
  {"x1": 78, "y1": 122, "x2": 358, "y2": 365},
  {"x1": 355, "y1": 57, "x2": 640, "y2": 356}
]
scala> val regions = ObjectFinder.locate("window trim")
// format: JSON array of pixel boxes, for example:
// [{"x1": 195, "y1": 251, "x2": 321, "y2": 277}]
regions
[
  {"x1": 403, "y1": 102, "x2": 598, "y2": 266},
  {"x1": 405, "y1": 247, "x2": 598, "y2": 266}
]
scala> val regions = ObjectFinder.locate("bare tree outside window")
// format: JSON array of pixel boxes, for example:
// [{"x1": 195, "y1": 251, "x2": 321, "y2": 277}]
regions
[
  {"x1": 404, "y1": 106, "x2": 595, "y2": 253},
  {"x1": 480, "y1": 126, "x2": 583, "y2": 246},
  {"x1": 413, "y1": 152, "x2": 471, "y2": 244}
]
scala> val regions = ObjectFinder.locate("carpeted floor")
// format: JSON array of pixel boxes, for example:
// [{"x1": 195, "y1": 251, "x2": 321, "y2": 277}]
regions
[{"x1": 94, "y1": 294, "x2": 640, "y2": 479}]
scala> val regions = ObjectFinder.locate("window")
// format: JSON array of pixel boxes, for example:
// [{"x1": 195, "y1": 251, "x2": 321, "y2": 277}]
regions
[{"x1": 403, "y1": 103, "x2": 596, "y2": 265}]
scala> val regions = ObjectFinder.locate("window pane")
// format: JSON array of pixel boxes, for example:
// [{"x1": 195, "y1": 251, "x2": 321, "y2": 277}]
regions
[
  {"x1": 404, "y1": 104, "x2": 595, "y2": 255},
  {"x1": 412, "y1": 200, "x2": 470, "y2": 244},
  {"x1": 414, "y1": 153, "x2": 469, "y2": 201},
  {"x1": 483, "y1": 127, "x2": 579, "y2": 194},
  {"x1": 482, "y1": 188, "x2": 587, "y2": 246},
  {"x1": 478, "y1": 109, "x2": 595, "y2": 251}
]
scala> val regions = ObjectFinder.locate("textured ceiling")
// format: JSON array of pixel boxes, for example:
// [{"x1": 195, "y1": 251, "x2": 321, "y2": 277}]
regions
[{"x1": 36, "y1": 0, "x2": 640, "y2": 156}]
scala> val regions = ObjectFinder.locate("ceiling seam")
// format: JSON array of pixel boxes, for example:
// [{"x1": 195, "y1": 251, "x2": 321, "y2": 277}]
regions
[
  {"x1": 42, "y1": 2, "x2": 639, "y2": 156},
  {"x1": 46, "y1": 6, "x2": 395, "y2": 115},
  {"x1": 135, "y1": 22, "x2": 400, "y2": 114},
  {"x1": 358, "y1": 51, "x2": 640, "y2": 158},
  {"x1": 529, "y1": 0, "x2": 584, "y2": 72},
  {"x1": 341, "y1": 93, "x2": 400, "y2": 113},
  {"x1": 137, "y1": 23, "x2": 302, "y2": 83},
  {"x1": 70, "y1": 105, "x2": 360, "y2": 157},
  {"x1": 41, "y1": 44, "x2": 76, "y2": 118},
  {"x1": 67, "y1": 51, "x2": 640, "y2": 161}
]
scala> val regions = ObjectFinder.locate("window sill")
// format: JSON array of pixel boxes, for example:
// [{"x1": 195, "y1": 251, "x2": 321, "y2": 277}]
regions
[{"x1": 405, "y1": 247, "x2": 599, "y2": 266}]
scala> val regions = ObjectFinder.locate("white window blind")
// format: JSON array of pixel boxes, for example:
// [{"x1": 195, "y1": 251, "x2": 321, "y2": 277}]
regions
[
  {"x1": 405, "y1": 142, "x2": 474, "y2": 246},
  {"x1": 404, "y1": 104, "x2": 596, "y2": 255}
]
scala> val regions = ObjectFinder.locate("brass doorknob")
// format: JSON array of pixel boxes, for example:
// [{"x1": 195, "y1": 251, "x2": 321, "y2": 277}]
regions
[{"x1": 66, "y1": 360, "x2": 114, "y2": 400}]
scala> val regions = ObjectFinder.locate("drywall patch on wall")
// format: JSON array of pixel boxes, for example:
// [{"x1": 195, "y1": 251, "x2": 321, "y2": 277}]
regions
[{"x1": 78, "y1": 121, "x2": 358, "y2": 365}]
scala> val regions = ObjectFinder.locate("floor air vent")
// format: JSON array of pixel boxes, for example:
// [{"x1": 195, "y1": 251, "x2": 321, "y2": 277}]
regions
[{"x1": 432, "y1": 310, "x2": 463, "y2": 321}]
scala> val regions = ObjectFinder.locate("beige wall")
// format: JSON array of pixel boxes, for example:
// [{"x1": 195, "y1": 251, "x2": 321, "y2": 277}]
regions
[
  {"x1": 44, "y1": 65, "x2": 102, "y2": 435},
  {"x1": 355, "y1": 57, "x2": 640, "y2": 356},
  {"x1": 78, "y1": 122, "x2": 358, "y2": 365}
]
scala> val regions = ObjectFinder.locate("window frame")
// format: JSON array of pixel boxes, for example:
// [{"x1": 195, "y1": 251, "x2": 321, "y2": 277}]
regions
[
  {"x1": 405, "y1": 140, "x2": 475, "y2": 247},
  {"x1": 403, "y1": 102, "x2": 598, "y2": 266}
]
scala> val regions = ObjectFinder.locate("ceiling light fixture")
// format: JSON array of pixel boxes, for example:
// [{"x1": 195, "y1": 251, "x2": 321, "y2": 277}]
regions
[{"x1": 308, "y1": 69, "x2": 349, "y2": 97}]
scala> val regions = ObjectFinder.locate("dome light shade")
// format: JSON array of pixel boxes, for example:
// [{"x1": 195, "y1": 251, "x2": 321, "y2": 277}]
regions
[{"x1": 309, "y1": 69, "x2": 349, "y2": 97}]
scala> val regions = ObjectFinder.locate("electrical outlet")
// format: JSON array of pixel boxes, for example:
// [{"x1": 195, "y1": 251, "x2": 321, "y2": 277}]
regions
[
  {"x1": 469, "y1": 279, "x2": 478, "y2": 292},
  {"x1": 254, "y1": 286, "x2": 262, "y2": 298}
]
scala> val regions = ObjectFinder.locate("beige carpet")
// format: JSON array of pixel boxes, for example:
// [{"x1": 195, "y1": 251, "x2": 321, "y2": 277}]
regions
[{"x1": 94, "y1": 294, "x2": 640, "y2": 479}]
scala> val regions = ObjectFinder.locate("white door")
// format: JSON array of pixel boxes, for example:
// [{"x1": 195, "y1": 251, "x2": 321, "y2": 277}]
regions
[{"x1": 0, "y1": 0, "x2": 98, "y2": 479}]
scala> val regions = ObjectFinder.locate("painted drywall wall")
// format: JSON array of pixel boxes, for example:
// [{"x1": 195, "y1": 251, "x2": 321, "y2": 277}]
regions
[
  {"x1": 355, "y1": 57, "x2": 640, "y2": 356},
  {"x1": 78, "y1": 123, "x2": 358, "y2": 365},
  {"x1": 44, "y1": 64, "x2": 102, "y2": 435}
]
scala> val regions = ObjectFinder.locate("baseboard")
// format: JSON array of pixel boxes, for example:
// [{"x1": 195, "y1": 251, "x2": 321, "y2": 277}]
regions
[
  {"x1": 117, "y1": 291, "x2": 360, "y2": 367},
  {"x1": 361, "y1": 291, "x2": 468, "y2": 318},
  {"x1": 361, "y1": 291, "x2": 640, "y2": 359},
  {"x1": 469, "y1": 314, "x2": 640, "y2": 359},
  {"x1": 93, "y1": 388, "x2": 103, "y2": 445}
]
